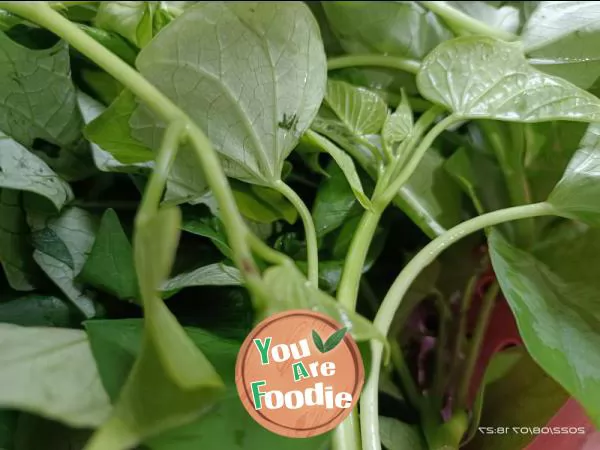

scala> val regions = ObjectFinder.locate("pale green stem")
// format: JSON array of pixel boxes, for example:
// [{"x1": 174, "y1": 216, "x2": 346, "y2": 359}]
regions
[
  {"x1": 273, "y1": 180, "x2": 318, "y2": 285},
  {"x1": 246, "y1": 232, "x2": 291, "y2": 267},
  {"x1": 337, "y1": 209, "x2": 383, "y2": 310},
  {"x1": 420, "y1": 1, "x2": 517, "y2": 41},
  {"x1": 456, "y1": 281, "x2": 499, "y2": 409},
  {"x1": 328, "y1": 54, "x2": 421, "y2": 75},
  {"x1": 360, "y1": 201, "x2": 559, "y2": 450},
  {"x1": 1, "y1": 2, "x2": 260, "y2": 281},
  {"x1": 333, "y1": 410, "x2": 362, "y2": 450},
  {"x1": 136, "y1": 120, "x2": 185, "y2": 225}
]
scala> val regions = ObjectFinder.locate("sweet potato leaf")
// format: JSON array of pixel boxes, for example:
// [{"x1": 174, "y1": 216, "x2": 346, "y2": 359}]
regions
[
  {"x1": 80, "y1": 209, "x2": 139, "y2": 301},
  {"x1": 0, "y1": 324, "x2": 111, "y2": 428},
  {"x1": 28, "y1": 205, "x2": 100, "y2": 318},
  {"x1": 523, "y1": 1, "x2": 600, "y2": 89},
  {"x1": 95, "y1": 1, "x2": 155, "y2": 48},
  {"x1": 85, "y1": 319, "x2": 328, "y2": 450},
  {"x1": 489, "y1": 229, "x2": 600, "y2": 427},
  {"x1": 0, "y1": 31, "x2": 93, "y2": 180},
  {"x1": 134, "y1": 2, "x2": 326, "y2": 186},
  {"x1": 323, "y1": 1, "x2": 452, "y2": 59},
  {"x1": 417, "y1": 36, "x2": 600, "y2": 122}
]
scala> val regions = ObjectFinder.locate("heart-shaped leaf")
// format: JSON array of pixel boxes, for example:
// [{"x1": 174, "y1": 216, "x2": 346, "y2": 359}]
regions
[
  {"x1": 548, "y1": 124, "x2": 600, "y2": 226},
  {"x1": 134, "y1": 2, "x2": 326, "y2": 186},
  {"x1": 325, "y1": 80, "x2": 388, "y2": 136},
  {"x1": 382, "y1": 92, "x2": 413, "y2": 151},
  {"x1": 417, "y1": 36, "x2": 600, "y2": 123},
  {"x1": 523, "y1": 1, "x2": 600, "y2": 89}
]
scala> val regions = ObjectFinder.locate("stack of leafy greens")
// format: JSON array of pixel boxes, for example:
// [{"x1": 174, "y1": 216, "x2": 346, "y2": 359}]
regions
[{"x1": 0, "y1": 1, "x2": 599, "y2": 449}]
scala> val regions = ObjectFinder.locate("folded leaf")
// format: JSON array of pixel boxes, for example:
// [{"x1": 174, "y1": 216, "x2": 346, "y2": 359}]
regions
[
  {"x1": 447, "y1": 1, "x2": 520, "y2": 33},
  {"x1": 133, "y1": 2, "x2": 326, "y2": 185},
  {"x1": 261, "y1": 263, "x2": 386, "y2": 345},
  {"x1": 28, "y1": 206, "x2": 99, "y2": 318},
  {"x1": 523, "y1": 1, "x2": 600, "y2": 89},
  {"x1": 80, "y1": 209, "x2": 139, "y2": 301},
  {"x1": 0, "y1": 324, "x2": 111, "y2": 428},
  {"x1": 0, "y1": 134, "x2": 73, "y2": 210},
  {"x1": 417, "y1": 36, "x2": 600, "y2": 123}
]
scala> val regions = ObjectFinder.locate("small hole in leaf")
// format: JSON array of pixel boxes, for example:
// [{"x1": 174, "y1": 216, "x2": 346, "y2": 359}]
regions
[{"x1": 32, "y1": 138, "x2": 60, "y2": 158}]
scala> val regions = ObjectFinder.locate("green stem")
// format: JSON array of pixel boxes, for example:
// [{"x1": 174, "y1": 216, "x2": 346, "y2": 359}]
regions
[
  {"x1": 337, "y1": 208, "x2": 383, "y2": 309},
  {"x1": 247, "y1": 232, "x2": 290, "y2": 267},
  {"x1": 457, "y1": 281, "x2": 499, "y2": 408},
  {"x1": 420, "y1": 1, "x2": 517, "y2": 41},
  {"x1": 333, "y1": 410, "x2": 361, "y2": 450},
  {"x1": 360, "y1": 201, "x2": 559, "y2": 450},
  {"x1": 273, "y1": 180, "x2": 318, "y2": 285},
  {"x1": 2, "y1": 2, "x2": 259, "y2": 280},
  {"x1": 136, "y1": 120, "x2": 185, "y2": 225},
  {"x1": 84, "y1": 416, "x2": 137, "y2": 450},
  {"x1": 389, "y1": 339, "x2": 421, "y2": 409},
  {"x1": 327, "y1": 54, "x2": 420, "y2": 75},
  {"x1": 381, "y1": 114, "x2": 461, "y2": 205},
  {"x1": 431, "y1": 291, "x2": 449, "y2": 407}
]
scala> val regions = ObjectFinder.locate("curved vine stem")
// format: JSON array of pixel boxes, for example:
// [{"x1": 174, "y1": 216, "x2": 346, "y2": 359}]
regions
[
  {"x1": 273, "y1": 179, "x2": 319, "y2": 285},
  {"x1": 360, "y1": 201, "x2": 560, "y2": 450},
  {"x1": 1, "y1": 1, "x2": 262, "y2": 286}
]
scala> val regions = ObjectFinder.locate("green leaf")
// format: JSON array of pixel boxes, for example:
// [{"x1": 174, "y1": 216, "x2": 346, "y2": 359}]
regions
[
  {"x1": 181, "y1": 211, "x2": 232, "y2": 259},
  {"x1": 261, "y1": 263, "x2": 386, "y2": 345},
  {"x1": 312, "y1": 330, "x2": 325, "y2": 353},
  {"x1": 83, "y1": 90, "x2": 154, "y2": 165},
  {"x1": 0, "y1": 134, "x2": 73, "y2": 210},
  {"x1": 0, "y1": 31, "x2": 93, "y2": 181},
  {"x1": 161, "y1": 263, "x2": 242, "y2": 298},
  {"x1": 465, "y1": 350, "x2": 568, "y2": 450},
  {"x1": 417, "y1": 36, "x2": 600, "y2": 122},
  {"x1": 95, "y1": 1, "x2": 156, "y2": 48},
  {"x1": 307, "y1": 132, "x2": 371, "y2": 209},
  {"x1": 448, "y1": 1, "x2": 520, "y2": 33},
  {"x1": 78, "y1": 24, "x2": 138, "y2": 66},
  {"x1": 382, "y1": 93, "x2": 413, "y2": 151},
  {"x1": 28, "y1": 206, "x2": 100, "y2": 318},
  {"x1": 322, "y1": 327, "x2": 348, "y2": 353},
  {"x1": 0, "y1": 190, "x2": 39, "y2": 291},
  {"x1": 0, "y1": 324, "x2": 111, "y2": 428},
  {"x1": 85, "y1": 319, "x2": 328, "y2": 450},
  {"x1": 231, "y1": 182, "x2": 297, "y2": 225},
  {"x1": 322, "y1": 1, "x2": 452, "y2": 59},
  {"x1": 87, "y1": 206, "x2": 225, "y2": 449},
  {"x1": 312, "y1": 160, "x2": 359, "y2": 238},
  {"x1": 0, "y1": 294, "x2": 73, "y2": 327},
  {"x1": 523, "y1": 2, "x2": 600, "y2": 89},
  {"x1": 379, "y1": 416, "x2": 426, "y2": 450},
  {"x1": 133, "y1": 2, "x2": 326, "y2": 185},
  {"x1": 548, "y1": 124, "x2": 600, "y2": 226},
  {"x1": 489, "y1": 229, "x2": 600, "y2": 427},
  {"x1": 325, "y1": 80, "x2": 388, "y2": 136},
  {"x1": 81, "y1": 69, "x2": 123, "y2": 106},
  {"x1": 80, "y1": 209, "x2": 138, "y2": 301}
]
